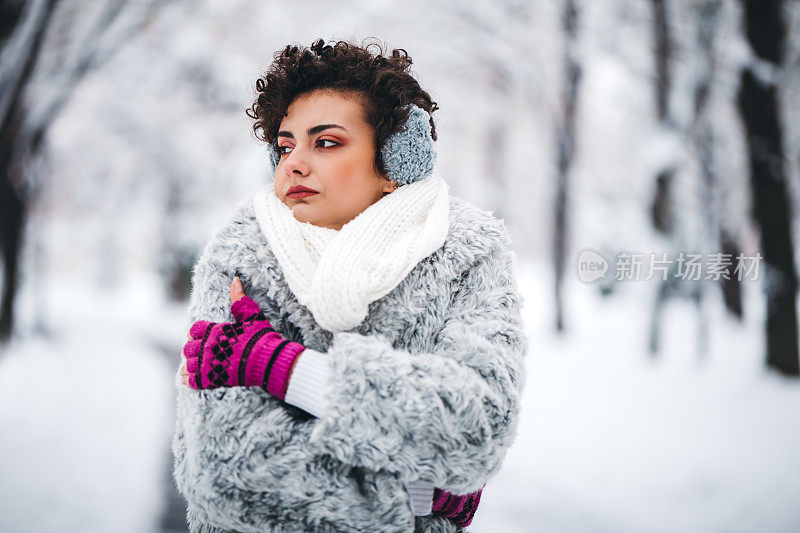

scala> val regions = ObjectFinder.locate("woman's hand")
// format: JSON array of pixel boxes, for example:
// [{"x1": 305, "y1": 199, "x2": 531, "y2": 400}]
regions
[
  {"x1": 179, "y1": 276, "x2": 307, "y2": 399},
  {"x1": 180, "y1": 277, "x2": 246, "y2": 386}
]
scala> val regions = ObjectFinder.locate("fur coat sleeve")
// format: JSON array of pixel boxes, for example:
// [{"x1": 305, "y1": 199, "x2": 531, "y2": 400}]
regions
[{"x1": 308, "y1": 216, "x2": 528, "y2": 495}]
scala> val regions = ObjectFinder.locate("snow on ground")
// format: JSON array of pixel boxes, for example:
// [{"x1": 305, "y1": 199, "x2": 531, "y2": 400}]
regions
[
  {"x1": 0, "y1": 271, "x2": 182, "y2": 533},
  {"x1": 472, "y1": 260, "x2": 800, "y2": 533},
  {"x1": 1, "y1": 260, "x2": 799, "y2": 532}
]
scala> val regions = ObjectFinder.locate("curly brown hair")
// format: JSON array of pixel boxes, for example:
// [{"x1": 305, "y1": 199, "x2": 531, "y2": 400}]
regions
[{"x1": 245, "y1": 38, "x2": 439, "y2": 177}]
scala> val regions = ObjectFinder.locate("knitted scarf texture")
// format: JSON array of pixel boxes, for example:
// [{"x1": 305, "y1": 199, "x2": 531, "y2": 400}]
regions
[{"x1": 252, "y1": 175, "x2": 451, "y2": 332}]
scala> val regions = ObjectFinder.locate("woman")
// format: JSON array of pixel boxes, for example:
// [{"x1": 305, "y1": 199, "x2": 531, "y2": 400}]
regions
[{"x1": 173, "y1": 39, "x2": 529, "y2": 533}]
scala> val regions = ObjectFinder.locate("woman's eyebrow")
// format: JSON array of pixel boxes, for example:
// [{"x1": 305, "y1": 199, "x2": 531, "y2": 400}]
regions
[{"x1": 278, "y1": 124, "x2": 348, "y2": 138}]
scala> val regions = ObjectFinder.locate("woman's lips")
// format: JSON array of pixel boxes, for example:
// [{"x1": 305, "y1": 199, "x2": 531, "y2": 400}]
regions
[
  {"x1": 286, "y1": 185, "x2": 319, "y2": 199},
  {"x1": 287, "y1": 191, "x2": 319, "y2": 199}
]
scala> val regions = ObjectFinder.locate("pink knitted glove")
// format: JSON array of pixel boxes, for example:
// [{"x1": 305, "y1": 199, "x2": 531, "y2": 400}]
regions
[
  {"x1": 183, "y1": 296, "x2": 305, "y2": 399},
  {"x1": 430, "y1": 486, "x2": 484, "y2": 528}
]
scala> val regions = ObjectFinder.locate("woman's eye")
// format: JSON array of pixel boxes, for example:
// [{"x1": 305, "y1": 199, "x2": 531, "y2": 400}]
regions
[
  {"x1": 317, "y1": 139, "x2": 340, "y2": 148},
  {"x1": 278, "y1": 145, "x2": 292, "y2": 156}
]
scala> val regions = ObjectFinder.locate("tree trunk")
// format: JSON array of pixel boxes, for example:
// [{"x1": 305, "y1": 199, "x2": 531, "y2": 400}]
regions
[
  {"x1": 692, "y1": 0, "x2": 743, "y2": 319},
  {"x1": 554, "y1": 0, "x2": 581, "y2": 332},
  {"x1": 648, "y1": 0, "x2": 676, "y2": 356},
  {"x1": 0, "y1": 0, "x2": 57, "y2": 343},
  {"x1": 737, "y1": 0, "x2": 799, "y2": 376}
]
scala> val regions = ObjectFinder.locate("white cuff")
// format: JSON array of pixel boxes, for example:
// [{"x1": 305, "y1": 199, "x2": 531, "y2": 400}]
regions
[
  {"x1": 284, "y1": 348, "x2": 330, "y2": 418},
  {"x1": 404, "y1": 479, "x2": 435, "y2": 516}
]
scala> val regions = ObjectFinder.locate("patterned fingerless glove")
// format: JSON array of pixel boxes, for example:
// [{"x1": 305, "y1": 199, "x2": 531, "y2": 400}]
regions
[
  {"x1": 430, "y1": 486, "x2": 484, "y2": 528},
  {"x1": 183, "y1": 296, "x2": 305, "y2": 399}
]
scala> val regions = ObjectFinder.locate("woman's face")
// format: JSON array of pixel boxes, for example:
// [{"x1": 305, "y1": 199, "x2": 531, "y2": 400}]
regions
[{"x1": 274, "y1": 89, "x2": 396, "y2": 230}]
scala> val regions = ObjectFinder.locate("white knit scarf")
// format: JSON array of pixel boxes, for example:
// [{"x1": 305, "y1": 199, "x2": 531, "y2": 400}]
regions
[{"x1": 252, "y1": 175, "x2": 450, "y2": 332}]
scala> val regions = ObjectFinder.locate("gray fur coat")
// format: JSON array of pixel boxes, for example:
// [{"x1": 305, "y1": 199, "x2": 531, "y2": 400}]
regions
[{"x1": 171, "y1": 192, "x2": 529, "y2": 532}]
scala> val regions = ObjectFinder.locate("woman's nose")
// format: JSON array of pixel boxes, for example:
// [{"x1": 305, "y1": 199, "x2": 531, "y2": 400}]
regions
[{"x1": 282, "y1": 146, "x2": 310, "y2": 176}]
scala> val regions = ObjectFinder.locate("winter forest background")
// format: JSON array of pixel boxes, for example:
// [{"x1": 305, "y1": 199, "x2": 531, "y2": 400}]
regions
[{"x1": 1, "y1": 0, "x2": 799, "y2": 531}]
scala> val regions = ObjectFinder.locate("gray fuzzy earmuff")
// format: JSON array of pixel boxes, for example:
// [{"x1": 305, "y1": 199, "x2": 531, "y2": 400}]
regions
[
  {"x1": 267, "y1": 104, "x2": 437, "y2": 185},
  {"x1": 380, "y1": 104, "x2": 437, "y2": 185}
]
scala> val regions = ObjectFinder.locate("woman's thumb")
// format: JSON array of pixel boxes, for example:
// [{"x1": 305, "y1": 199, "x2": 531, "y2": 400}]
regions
[{"x1": 230, "y1": 276, "x2": 244, "y2": 303}]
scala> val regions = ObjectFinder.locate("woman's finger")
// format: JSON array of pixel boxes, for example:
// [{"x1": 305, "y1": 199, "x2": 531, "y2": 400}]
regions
[
  {"x1": 178, "y1": 361, "x2": 189, "y2": 387},
  {"x1": 189, "y1": 320, "x2": 214, "y2": 339},
  {"x1": 183, "y1": 339, "x2": 202, "y2": 358}
]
